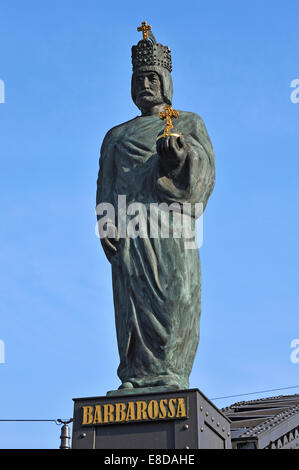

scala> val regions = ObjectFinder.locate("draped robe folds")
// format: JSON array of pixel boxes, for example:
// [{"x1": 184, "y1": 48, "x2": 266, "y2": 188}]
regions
[{"x1": 96, "y1": 111, "x2": 215, "y2": 391}]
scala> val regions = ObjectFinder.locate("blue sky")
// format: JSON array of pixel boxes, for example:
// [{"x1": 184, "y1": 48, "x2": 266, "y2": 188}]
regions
[{"x1": 0, "y1": 0, "x2": 299, "y2": 448}]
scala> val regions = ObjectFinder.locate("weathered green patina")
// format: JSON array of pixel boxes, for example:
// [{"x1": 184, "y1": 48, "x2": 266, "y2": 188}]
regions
[{"x1": 96, "y1": 26, "x2": 215, "y2": 395}]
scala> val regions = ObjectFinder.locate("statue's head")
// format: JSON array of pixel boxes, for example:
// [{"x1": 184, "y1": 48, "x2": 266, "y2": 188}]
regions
[
  {"x1": 131, "y1": 65, "x2": 173, "y2": 112},
  {"x1": 131, "y1": 23, "x2": 173, "y2": 113}
]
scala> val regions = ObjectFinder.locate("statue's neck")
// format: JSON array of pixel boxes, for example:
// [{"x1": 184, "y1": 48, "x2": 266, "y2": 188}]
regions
[{"x1": 141, "y1": 102, "x2": 168, "y2": 116}]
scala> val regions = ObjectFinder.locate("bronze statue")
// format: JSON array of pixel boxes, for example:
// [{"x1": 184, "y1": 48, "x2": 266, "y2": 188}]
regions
[{"x1": 96, "y1": 22, "x2": 215, "y2": 395}]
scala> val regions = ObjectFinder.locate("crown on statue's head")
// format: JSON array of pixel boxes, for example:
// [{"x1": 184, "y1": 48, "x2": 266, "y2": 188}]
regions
[{"x1": 132, "y1": 21, "x2": 172, "y2": 73}]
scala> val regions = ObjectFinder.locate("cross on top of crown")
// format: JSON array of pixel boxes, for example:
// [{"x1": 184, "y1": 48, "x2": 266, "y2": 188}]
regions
[{"x1": 137, "y1": 21, "x2": 152, "y2": 41}]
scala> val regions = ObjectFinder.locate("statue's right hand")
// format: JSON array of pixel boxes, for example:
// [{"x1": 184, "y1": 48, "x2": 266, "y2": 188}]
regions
[{"x1": 100, "y1": 222, "x2": 119, "y2": 261}]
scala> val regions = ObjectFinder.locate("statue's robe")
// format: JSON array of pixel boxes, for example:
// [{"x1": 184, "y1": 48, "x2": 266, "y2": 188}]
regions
[{"x1": 96, "y1": 111, "x2": 215, "y2": 390}]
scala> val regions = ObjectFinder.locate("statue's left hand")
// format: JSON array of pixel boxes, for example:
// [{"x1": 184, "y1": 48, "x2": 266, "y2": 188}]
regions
[{"x1": 156, "y1": 135, "x2": 188, "y2": 173}]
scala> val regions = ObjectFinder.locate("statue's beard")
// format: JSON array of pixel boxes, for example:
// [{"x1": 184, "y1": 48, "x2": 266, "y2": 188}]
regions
[{"x1": 135, "y1": 93, "x2": 164, "y2": 110}]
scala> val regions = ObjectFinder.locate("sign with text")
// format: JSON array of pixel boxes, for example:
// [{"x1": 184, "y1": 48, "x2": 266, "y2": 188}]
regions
[{"x1": 81, "y1": 396, "x2": 189, "y2": 426}]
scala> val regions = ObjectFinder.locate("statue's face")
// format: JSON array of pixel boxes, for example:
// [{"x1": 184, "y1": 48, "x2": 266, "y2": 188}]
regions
[{"x1": 134, "y1": 71, "x2": 164, "y2": 111}]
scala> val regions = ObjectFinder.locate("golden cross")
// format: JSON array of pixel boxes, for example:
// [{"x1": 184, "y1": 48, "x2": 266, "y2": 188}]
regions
[
  {"x1": 137, "y1": 21, "x2": 152, "y2": 40},
  {"x1": 158, "y1": 105, "x2": 179, "y2": 135}
]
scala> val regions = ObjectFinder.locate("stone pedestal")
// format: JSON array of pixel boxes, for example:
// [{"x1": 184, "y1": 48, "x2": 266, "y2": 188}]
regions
[{"x1": 72, "y1": 388, "x2": 232, "y2": 449}]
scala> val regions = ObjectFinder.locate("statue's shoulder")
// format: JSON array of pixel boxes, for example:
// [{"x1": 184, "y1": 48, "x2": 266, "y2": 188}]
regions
[
  {"x1": 103, "y1": 117, "x2": 138, "y2": 141},
  {"x1": 178, "y1": 111, "x2": 213, "y2": 144},
  {"x1": 178, "y1": 110, "x2": 206, "y2": 131},
  {"x1": 100, "y1": 117, "x2": 138, "y2": 157},
  {"x1": 179, "y1": 110, "x2": 203, "y2": 120}
]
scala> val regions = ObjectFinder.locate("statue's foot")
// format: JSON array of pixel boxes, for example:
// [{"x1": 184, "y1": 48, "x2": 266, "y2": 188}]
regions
[{"x1": 118, "y1": 381, "x2": 134, "y2": 390}]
